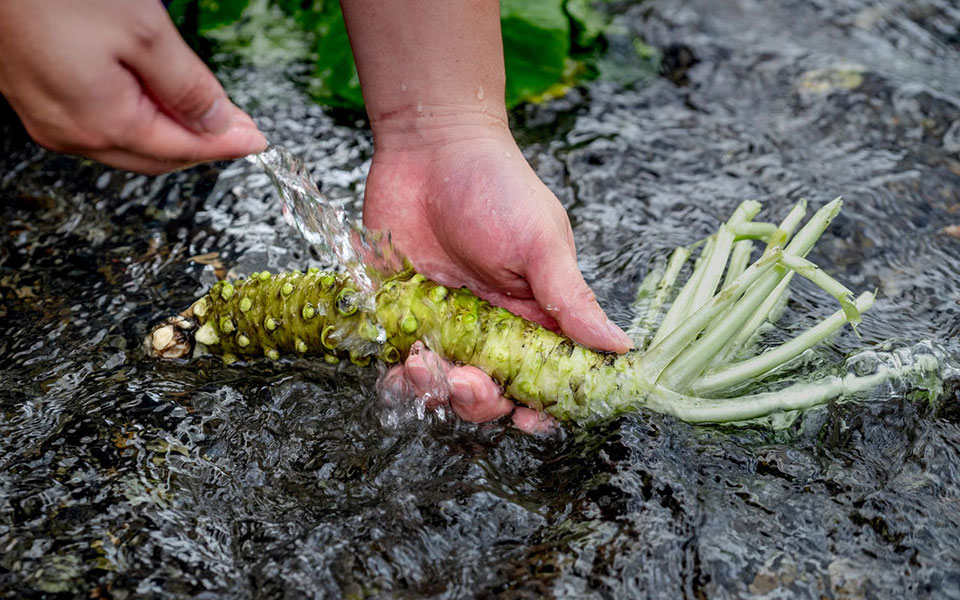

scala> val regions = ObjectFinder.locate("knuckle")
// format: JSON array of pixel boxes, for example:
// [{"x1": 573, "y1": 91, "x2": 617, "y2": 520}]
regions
[
  {"x1": 167, "y1": 67, "x2": 218, "y2": 120},
  {"x1": 128, "y1": 9, "x2": 164, "y2": 52},
  {"x1": 572, "y1": 280, "x2": 597, "y2": 305}
]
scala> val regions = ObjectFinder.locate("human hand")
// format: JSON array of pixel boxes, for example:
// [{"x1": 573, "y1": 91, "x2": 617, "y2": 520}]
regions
[
  {"x1": 0, "y1": 0, "x2": 267, "y2": 174},
  {"x1": 363, "y1": 112, "x2": 633, "y2": 432}
]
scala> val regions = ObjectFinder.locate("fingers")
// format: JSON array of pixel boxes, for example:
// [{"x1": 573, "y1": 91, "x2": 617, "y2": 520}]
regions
[
  {"x1": 472, "y1": 289, "x2": 560, "y2": 332},
  {"x1": 119, "y1": 4, "x2": 233, "y2": 135},
  {"x1": 123, "y1": 108, "x2": 268, "y2": 167},
  {"x1": 2, "y1": 1, "x2": 267, "y2": 173},
  {"x1": 448, "y1": 366, "x2": 514, "y2": 422},
  {"x1": 512, "y1": 407, "x2": 557, "y2": 435},
  {"x1": 403, "y1": 342, "x2": 452, "y2": 409},
  {"x1": 113, "y1": 5, "x2": 267, "y2": 165},
  {"x1": 82, "y1": 148, "x2": 187, "y2": 175},
  {"x1": 78, "y1": 111, "x2": 266, "y2": 174},
  {"x1": 377, "y1": 343, "x2": 552, "y2": 433},
  {"x1": 525, "y1": 247, "x2": 633, "y2": 354}
]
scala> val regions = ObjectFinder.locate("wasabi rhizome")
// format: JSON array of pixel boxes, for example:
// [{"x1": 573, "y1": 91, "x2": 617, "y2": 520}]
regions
[{"x1": 148, "y1": 199, "x2": 939, "y2": 424}]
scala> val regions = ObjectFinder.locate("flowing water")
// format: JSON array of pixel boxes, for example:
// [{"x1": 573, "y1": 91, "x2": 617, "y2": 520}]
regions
[
  {"x1": 2, "y1": 0, "x2": 960, "y2": 598},
  {"x1": 252, "y1": 146, "x2": 406, "y2": 307}
]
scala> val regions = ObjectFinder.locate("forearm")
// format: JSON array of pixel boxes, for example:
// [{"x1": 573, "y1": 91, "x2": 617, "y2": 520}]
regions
[{"x1": 340, "y1": 0, "x2": 509, "y2": 150}]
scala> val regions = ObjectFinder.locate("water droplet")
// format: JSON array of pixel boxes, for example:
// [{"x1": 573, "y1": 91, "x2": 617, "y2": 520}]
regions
[
  {"x1": 416, "y1": 101, "x2": 423, "y2": 113},
  {"x1": 544, "y1": 304, "x2": 560, "y2": 314},
  {"x1": 400, "y1": 83, "x2": 408, "y2": 92},
  {"x1": 503, "y1": 151, "x2": 513, "y2": 159},
  {"x1": 476, "y1": 85, "x2": 485, "y2": 100}
]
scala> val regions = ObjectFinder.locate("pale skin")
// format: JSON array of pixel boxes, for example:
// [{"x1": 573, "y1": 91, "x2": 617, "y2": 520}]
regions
[{"x1": 0, "y1": 0, "x2": 632, "y2": 432}]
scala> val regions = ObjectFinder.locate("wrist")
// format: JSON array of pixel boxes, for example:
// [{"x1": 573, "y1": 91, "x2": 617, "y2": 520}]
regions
[{"x1": 370, "y1": 103, "x2": 513, "y2": 154}]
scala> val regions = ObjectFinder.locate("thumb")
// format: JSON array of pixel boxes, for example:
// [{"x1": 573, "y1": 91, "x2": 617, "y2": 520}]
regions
[
  {"x1": 525, "y1": 247, "x2": 633, "y2": 353},
  {"x1": 120, "y1": 7, "x2": 241, "y2": 135}
]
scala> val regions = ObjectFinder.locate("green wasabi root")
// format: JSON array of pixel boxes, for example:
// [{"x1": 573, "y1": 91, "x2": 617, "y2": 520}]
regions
[
  {"x1": 146, "y1": 268, "x2": 622, "y2": 418},
  {"x1": 147, "y1": 201, "x2": 943, "y2": 425}
]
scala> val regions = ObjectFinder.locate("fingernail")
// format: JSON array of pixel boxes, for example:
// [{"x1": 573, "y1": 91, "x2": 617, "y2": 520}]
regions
[
  {"x1": 240, "y1": 126, "x2": 269, "y2": 154},
  {"x1": 224, "y1": 123, "x2": 268, "y2": 155},
  {"x1": 605, "y1": 318, "x2": 634, "y2": 351},
  {"x1": 198, "y1": 99, "x2": 232, "y2": 134}
]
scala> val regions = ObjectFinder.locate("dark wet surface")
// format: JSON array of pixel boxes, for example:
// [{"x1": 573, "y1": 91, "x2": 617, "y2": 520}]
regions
[{"x1": 2, "y1": 0, "x2": 960, "y2": 598}]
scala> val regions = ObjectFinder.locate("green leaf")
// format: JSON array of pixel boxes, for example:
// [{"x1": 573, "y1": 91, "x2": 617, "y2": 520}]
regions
[
  {"x1": 195, "y1": 0, "x2": 251, "y2": 33},
  {"x1": 307, "y1": 9, "x2": 365, "y2": 110},
  {"x1": 501, "y1": 0, "x2": 571, "y2": 107},
  {"x1": 274, "y1": 0, "x2": 339, "y2": 31},
  {"x1": 565, "y1": 0, "x2": 608, "y2": 49},
  {"x1": 169, "y1": 0, "x2": 651, "y2": 111}
]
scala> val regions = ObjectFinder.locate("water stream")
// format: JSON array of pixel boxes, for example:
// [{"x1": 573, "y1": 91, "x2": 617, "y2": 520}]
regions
[
  {"x1": 252, "y1": 145, "x2": 406, "y2": 307},
  {"x1": 2, "y1": 0, "x2": 960, "y2": 598}
]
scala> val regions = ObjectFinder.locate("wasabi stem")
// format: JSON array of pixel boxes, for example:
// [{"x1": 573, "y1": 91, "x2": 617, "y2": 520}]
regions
[
  {"x1": 693, "y1": 291, "x2": 876, "y2": 395},
  {"x1": 147, "y1": 201, "x2": 941, "y2": 425},
  {"x1": 722, "y1": 240, "x2": 754, "y2": 291},
  {"x1": 651, "y1": 236, "x2": 715, "y2": 346},
  {"x1": 688, "y1": 200, "x2": 762, "y2": 314},
  {"x1": 628, "y1": 246, "x2": 690, "y2": 352}
]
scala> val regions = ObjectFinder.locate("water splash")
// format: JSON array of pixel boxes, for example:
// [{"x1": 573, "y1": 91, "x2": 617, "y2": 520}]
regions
[{"x1": 249, "y1": 145, "x2": 407, "y2": 304}]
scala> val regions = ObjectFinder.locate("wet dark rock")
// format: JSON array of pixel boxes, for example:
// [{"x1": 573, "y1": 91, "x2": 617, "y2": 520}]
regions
[{"x1": 659, "y1": 43, "x2": 699, "y2": 86}]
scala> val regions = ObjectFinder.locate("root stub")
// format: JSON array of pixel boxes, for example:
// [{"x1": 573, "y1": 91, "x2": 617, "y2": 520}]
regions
[{"x1": 145, "y1": 316, "x2": 197, "y2": 359}]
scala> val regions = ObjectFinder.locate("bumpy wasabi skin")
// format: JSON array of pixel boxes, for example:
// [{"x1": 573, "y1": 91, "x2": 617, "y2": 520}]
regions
[
  {"x1": 376, "y1": 272, "x2": 637, "y2": 420},
  {"x1": 150, "y1": 268, "x2": 635, "y2": 420},
  {"x1": 190, "y1": 271, "x2": 386, "y2": 367}
]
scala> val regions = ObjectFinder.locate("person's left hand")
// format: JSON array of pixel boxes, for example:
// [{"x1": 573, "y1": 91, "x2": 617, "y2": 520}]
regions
[{"x1": 0, "y1": 0, "x2": 267, "y2": 174}]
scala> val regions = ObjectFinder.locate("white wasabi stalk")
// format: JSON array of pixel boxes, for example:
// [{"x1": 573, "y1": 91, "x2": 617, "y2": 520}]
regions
[
  {"x1": 628, "y1": 246, "x2": 690, "y2": 351},
  {"x1": 650, "y1": 236, "x2": 716, "y2": 346},
  {"x1": 645, "y1": 354, "x2": 938, "y2": 423},
  {"x1": 778, "y1": 253, "x2": 862, "y2": 326},
  {"x1": 731, "y1": 222, "x2": 778, "y2": 241},
  {"x1": 688, "y1": 200, "x2": 762, "y2": 315},
  {"x1": 627, "y1": 260, "x2": 665, "y2": 345},
  {"x1": 692, "y1": 291, "x2": 876, "y2": 394},
  {"x1": 711, "y1": 199, "x2": 843, "y2": 364},
  {"x1": 722, "y1": 240, "x2": 754, "y2": 291},
  {"x1": 634, "y1": 249, "x2": 783, "y2": 381}
]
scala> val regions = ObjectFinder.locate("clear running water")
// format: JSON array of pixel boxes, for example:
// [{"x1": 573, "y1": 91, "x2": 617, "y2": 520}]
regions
[
  {"x1": 252, "y1": 145, "x2": 406, "y2": 307},
  {"x1": 2, "y1": 0, "x2": 960, "y2": 598}
]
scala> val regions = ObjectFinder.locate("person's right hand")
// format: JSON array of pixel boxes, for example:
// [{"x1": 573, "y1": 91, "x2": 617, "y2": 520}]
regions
[
  {"x1": 0, "y1": 0, "x2": 267, "y2": 174},
  {"x1": 364, "y1": 114, "x2": 633, "y2": 434}
]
